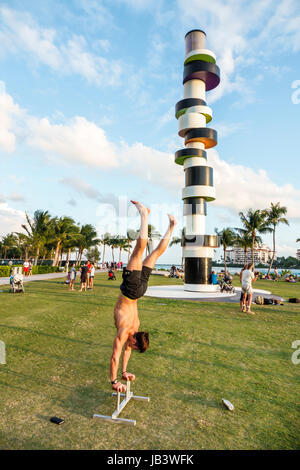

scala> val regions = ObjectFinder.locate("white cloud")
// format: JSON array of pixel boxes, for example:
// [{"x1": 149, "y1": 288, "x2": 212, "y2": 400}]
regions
[
  {"x1": 26, "y1": 116, "x2": 118, "y2": 168},
  {"x1": 0, "y1": 7, "x2": 122, "y2": 87},
  {"x1": 210, "y1": 150, "x2": 300, "y2": 219},
  {"x1": 1, "y1": 84, "x2": 300, "y2": 223},
  {"x1": 177, "y1": 0, "x2": 300, "y2": 102},
  {"x1": 0, "y1": 82, "x2": 23, "y2": 153},
  {"x1": 0, "y1": 203, "x2": 26, "y2": 236}
]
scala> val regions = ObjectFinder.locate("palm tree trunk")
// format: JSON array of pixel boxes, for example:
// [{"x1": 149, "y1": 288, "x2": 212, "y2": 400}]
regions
[
  {"x1": 119, "y1": 248, "x2": 122, "y2": 263},
  {"x1": 102, "y1": 244, "x2": 106, "y2": 264},
  {"x1": 224, "y1": 247, "x2": 227, "y2": 274},
  {"x1": 34, "y1": 245, "x2": 40, "y2": 266},
  {"x1": 252, "y1": 234, "x2": 255, "y2": 268},
  {"x1": 267, "y1": 226, "x2": 276, "y2": 275},
  {"x1": 53, "y1": 241, "x2": 61, "y2": 266}
]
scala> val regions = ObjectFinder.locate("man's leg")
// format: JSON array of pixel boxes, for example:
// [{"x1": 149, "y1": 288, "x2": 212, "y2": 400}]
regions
[
  {"x1": 247, "y1": 292, "x2": 254, "y2": 314},
  {"x1": 126, "y1": 201, "x2": 150, "y2": 271},
  {"x1": 142, "y1": 215, "x2": 177, "y2": 269}
]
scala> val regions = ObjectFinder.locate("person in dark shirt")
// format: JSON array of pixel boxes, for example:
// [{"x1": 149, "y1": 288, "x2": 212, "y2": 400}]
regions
[{"x1": 79, "y1": 261, "x2": 89, "y2": 292}]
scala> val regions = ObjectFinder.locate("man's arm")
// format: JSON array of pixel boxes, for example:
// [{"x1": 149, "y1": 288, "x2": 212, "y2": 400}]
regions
[
  {"x1": 110, "y1": 334, "x2": 127, "y2": 392},
  {"x1": 121, "y1": 341, "x2": 136, "y2": 382}
]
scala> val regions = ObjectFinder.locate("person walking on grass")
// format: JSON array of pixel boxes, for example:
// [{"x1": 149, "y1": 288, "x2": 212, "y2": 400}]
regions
[
  {"x1": 79, "y1": 261, "x2": 89, "y2": 292},
  {"x1": 110, "y1": 200, "x2": 176, "y2": 394},
  {"x1": 241, "y1": 263, "x2": 259, "y2": 314}
]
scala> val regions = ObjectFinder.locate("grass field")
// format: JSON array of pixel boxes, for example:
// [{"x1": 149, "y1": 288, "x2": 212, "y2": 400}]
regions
[{"x1": 0, "y1": 273, "x2": 299, "y2": 450}]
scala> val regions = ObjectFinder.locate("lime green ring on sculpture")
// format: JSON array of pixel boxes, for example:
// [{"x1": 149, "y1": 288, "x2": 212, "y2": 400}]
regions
[
  {"x1": 175, "y1": 108, "x2": 212, "y2": 123},
  {"x1": 184, "y1": 53, "x2": 216, "y2": 65}
]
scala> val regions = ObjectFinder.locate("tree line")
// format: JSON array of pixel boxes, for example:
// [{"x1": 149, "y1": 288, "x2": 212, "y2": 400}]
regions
[{"x1": 0, "y1": 210, "x2": 162, "y2": 266}]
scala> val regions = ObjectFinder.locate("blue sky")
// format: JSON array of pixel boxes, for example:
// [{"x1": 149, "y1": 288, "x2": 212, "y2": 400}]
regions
[{"x1": 0, "y1": 0, "x2": 299, "y2": 264}]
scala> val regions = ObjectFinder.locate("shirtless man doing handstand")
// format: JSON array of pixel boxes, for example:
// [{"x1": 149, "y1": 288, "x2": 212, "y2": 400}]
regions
[{"x1": 111, "y1": 201, "x2": 176, "y2": 393}]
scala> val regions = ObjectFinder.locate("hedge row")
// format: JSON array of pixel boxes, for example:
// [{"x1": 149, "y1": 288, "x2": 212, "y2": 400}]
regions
[{"x1": 0, "y1": 265, "x2": 60, "y2": 277}]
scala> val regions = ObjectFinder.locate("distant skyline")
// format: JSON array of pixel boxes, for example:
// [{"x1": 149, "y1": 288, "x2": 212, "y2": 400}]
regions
[{"x1": 0, "y1": 0, "x2": 300, "y2": 263}]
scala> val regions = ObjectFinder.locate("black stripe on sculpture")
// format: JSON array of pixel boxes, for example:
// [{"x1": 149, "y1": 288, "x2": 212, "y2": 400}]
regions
[
  {"x1": 185, "y1": 127, "x2": 217, "y2": 148},
  {"x1": 183, "y1": 60, "x2": 220, "y2": 91},
  {"x1": 185, "y1": 166, "x2": 213, "y2": 187},
  {"x1": 185, "y1": 29, "x2": 206, "y2": 38},
  {"x1": 175, "y1": 98, "x2": 207, "y2": 117},
  {"x1": 185, "y1": 258, "x2": 212, "y2": 284},
  {"x1": 183, "y1": 197, "x2": 207, "y2": 216},
  {"x1": 182, "y1": 234, "x2": 219, "y2": 247},
  {"x1": 175, "y1": 148, "x2": 207, "y2": 165}
]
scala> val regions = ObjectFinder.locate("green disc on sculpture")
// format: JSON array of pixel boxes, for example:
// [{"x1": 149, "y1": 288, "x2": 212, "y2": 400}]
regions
[
  {"x1": 184, "y1": 49, "x2": 216, "y2": 65},
  {"x1": 175, "y1": 148, "x2": 207, "y2": 165}
]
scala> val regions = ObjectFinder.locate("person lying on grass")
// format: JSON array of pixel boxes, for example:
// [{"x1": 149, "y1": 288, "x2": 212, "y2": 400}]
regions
[{"x1": 110, "y1": 200, "x2": 176, "y2": 393}]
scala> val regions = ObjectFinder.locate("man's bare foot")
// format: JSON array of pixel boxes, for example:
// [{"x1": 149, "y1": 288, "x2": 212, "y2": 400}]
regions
[
  {"x1": 168, "y1": 214, "x2": 177, "y2": 227},
  {"x1": 247, "y1": 310, "x2": 255, "y2": 315},
  {"x1": 131, "y1": 200, "x2": 150, "y2": 216}
]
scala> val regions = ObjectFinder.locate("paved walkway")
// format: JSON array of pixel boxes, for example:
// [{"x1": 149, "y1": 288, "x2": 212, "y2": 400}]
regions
[
  {"x1": 0, "y1": 269, "x2": 107, "y2": 286},
  {"x1": 0, "y1": 272, "x2": 67, "y2": 285}
]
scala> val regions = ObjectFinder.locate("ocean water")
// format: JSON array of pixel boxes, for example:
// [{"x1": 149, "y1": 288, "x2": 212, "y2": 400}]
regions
[{"x1": 155, "y1": 264, "x2": 300, "y2": 276}]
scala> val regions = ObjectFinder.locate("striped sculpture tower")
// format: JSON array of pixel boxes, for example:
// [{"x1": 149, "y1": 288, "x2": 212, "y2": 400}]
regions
[{"x1": 175, "y1": 29, "x2": 220, "y2": 292}]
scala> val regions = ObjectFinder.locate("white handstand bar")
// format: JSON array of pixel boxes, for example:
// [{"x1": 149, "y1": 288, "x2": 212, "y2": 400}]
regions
[{"x1": 93, "y1": 380, "x2": 150, "y2": 426}]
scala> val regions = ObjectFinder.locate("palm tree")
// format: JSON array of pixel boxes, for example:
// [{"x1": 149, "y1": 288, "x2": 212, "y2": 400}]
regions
[
  {"x1": 170, "y1": 228, "x2": 185, "y2": 268},
  {"x1": 77, "y1": 224, "x2": 99, "y2": 265},
  {"x1": 99, "y1": 232, "x2": 111, "y2": 264},
  {"x1": 117, "y1": 237, "x2": 131, "y2": 262},
  {"x1": 49, "y1": 216, "x2": 79, "y2": 266},
  {"x1": 215, "y1": 228, "x2": 236, "y2": 274},
  {"x1": 239, "y1": 209, "x2": 272, "y2": 267},
  {"x1": 266, "y1": 203, "x2": 289, "y2": 275},
  {"x1": 126, "y1": 229, "x2": 139, "y2": 261},
  {"x1": 1, "y1": 233, "x2": 18, "y2": 259},
  {"x1": 234, "y1": 229, "x2": 262, "y2": 267},
  {"x1": 21, "y1": 210, "x2": 52, "y2": 265},
  {"x1": 147, "y1": 225, "x2": 161, "y2": 255}
]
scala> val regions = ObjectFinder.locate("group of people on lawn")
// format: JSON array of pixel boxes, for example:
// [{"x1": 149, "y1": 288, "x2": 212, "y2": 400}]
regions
[{"x1": 66, "y1": 260, "x2": 95, "y2": 292}]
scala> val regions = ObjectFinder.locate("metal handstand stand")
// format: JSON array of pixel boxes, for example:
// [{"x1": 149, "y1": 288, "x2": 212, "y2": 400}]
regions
[{"x1": 93, "y1": 380, "x2": 149, "y2": 426}]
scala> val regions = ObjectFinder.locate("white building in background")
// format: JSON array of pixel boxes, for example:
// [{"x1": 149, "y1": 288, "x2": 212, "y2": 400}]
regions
[
  {"x1": 297, "y1": 249, "x2": 300, "y2": 261},
  {"x1": 227, "y1": 244, "x2": 273, "y2": 265}
]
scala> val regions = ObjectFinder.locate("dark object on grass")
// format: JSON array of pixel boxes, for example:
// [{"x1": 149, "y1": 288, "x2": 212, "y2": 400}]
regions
[
  {"x1": 50, "y1": 416, "x2": 64, "y2": 425},
  {"x1": 288, "y1": 298, "x2": 300, "y2": 303}
]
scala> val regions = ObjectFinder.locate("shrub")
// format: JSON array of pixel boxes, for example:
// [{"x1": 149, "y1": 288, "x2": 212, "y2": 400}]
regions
[{"x1": 0, "y1": 265, "x2": 60, "y2": 277}]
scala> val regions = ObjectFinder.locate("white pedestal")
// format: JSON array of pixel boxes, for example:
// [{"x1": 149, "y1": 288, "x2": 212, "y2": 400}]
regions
[{"x1": 184, "y1": 283, "x2": 219, "y2": 293}]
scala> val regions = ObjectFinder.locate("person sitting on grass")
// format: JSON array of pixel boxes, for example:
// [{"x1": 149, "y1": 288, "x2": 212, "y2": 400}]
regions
[
  {"x1": 108, "y1": 269, "x2": 116, "y2": 280},
  {"x1": 241, "y1": 263, "x2": 259, "y2": 315},
  {"x1": 110, "y1": 200, "x2": 176, "y2": 394},
  {"x1": 79, "y1": 261, "x2": 89, "y2": 292}
]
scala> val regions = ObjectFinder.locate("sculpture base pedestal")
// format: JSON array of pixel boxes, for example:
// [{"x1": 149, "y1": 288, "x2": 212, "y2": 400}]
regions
[{"x1": 184, "y1": 283, "x2": 219, "y2": 293}]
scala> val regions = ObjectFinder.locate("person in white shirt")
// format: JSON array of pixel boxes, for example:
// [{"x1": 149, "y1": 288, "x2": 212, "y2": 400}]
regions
[
  {"x1": 241, "y1": 263, "x2": 259, "y2": 314},
  {"x1": 89, "y1": 263, "x2": 95, "y2": 289},
  {"x1": 23, "y1": 260, "x2": 29, "y2": 276}
]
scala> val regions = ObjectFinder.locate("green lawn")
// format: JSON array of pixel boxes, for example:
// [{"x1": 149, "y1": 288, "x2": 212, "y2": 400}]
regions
[{"x1": 0, "y1": 273, "x2": 299, "y2": 450}]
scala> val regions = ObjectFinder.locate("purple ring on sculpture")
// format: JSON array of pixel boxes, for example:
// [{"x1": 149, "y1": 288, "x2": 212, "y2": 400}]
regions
[{"x1": 183, "y1": 61, "x2": 220, "y2": 91}]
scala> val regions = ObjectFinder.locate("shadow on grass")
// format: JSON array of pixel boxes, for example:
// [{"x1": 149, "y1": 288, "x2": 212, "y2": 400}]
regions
[
  {"x1": 0, "y1": 324, "x2": 95, "y2": 345},
  {"x1": 56, "y1": 385, "x2": 110, "y2": 419}
]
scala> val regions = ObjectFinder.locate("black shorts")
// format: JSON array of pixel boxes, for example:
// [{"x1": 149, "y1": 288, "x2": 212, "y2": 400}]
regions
[
  {"x1": 120, "y1": 266, "x2": 152, "y2": 300},
  {"x1": 81, "y1": 275, "x2": 87, "y2": 283}
]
